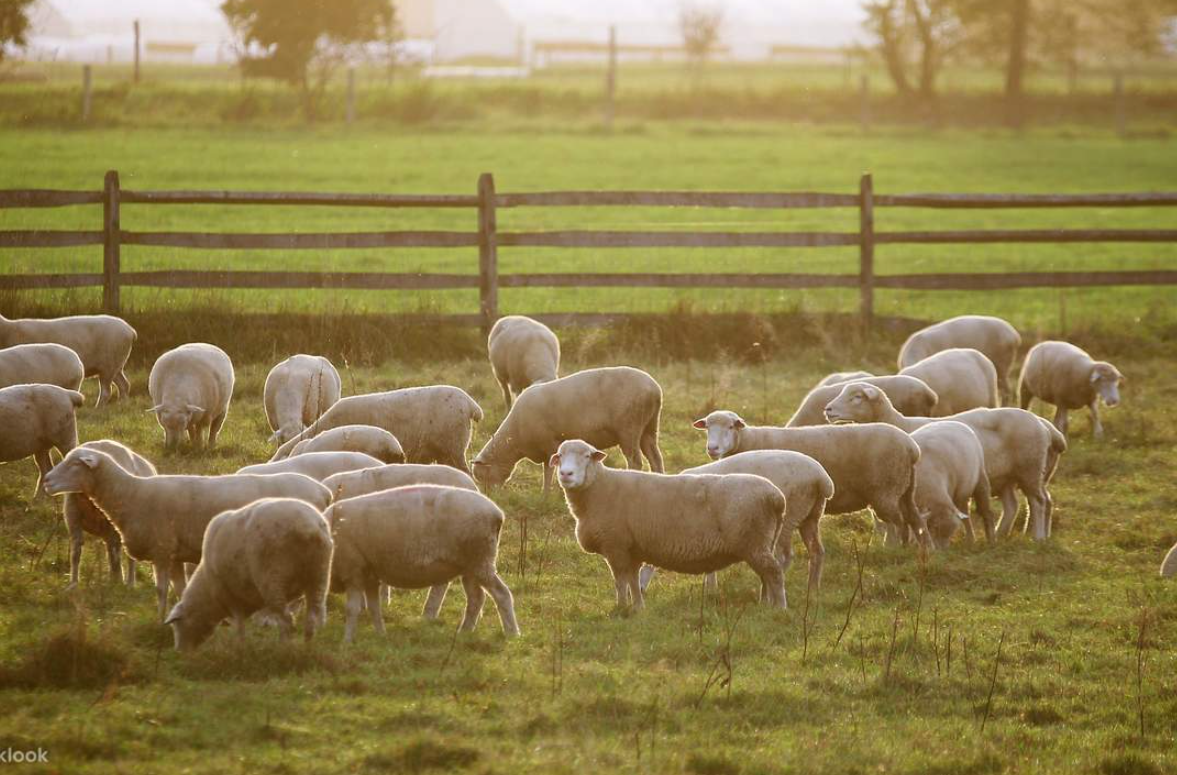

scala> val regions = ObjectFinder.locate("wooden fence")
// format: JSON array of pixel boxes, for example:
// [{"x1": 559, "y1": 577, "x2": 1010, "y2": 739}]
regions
[{"x1": 2, "y1": 171, "x2": 1176, "y2": 332}]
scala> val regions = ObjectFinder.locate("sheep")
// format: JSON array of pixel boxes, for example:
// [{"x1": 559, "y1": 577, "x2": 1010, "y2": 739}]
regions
[
  {"x1": 898, "y1": 315, "x2": 1021, "y2": 403},
  {"x1": 148, "y1": 343, "x2": 235, "y2": 450},
  {"x1": 551, "y1": 439, "x2": 787, "y2": 610},
  {"x1": 488, "y1": 315, "x2": 560, "y2": 410},
  {"x1": 814, "y1": 370, "x2": 874, "y2": 389},
  {"x1": 693, "y1": 411, "x2": 927, "y2": 546},
  {"x1": 263, "y1": 354, "x2": 342, "y2": 444},
  {"x1": 270, "y1": 385, "x2": 482, "y2": 473},
  {"x1": 1019, "y1": 340, "x2": 1124, "y2": 439},
  {"x1": 0, "y1": 312, "x2": 136, "y2": 407},
  {"x1": 287, "y1": 424, "x2": 405, "y2": 464},
  {"x1": 787, "y1": 374, "x2": 938, "y2": 426},
  {"x1": 43, "y1": 447, "x2": 332, "y2": 620},
  {"x1": 324, "y1": 463, "x2": 478, "y2": 502},
  {"x1": 908, "y1": 422, "x2": 995, "y2": 547},
  {"x1": 63, "y1": 440, "x2": 156, "y2": 589},
  {"x1": 237, "y1": 451, "x2": 383, "y2": 481},
  {"x1": 327, "y1": 485, "x2": 520, "y2": 642},
  {"x1": 0, "y1": 343, "x2": 85, "y2": 392},
  {"x1": 899, "y1": 348, "x2": 999, "y2": 416},
  {"x1": 164, "y1": 498, "x2": 333, "y2": 651},
  {"x1": 471, "y1": 366, "x2": 664, "y2": 493},
  {"x1": 823, "y1": 381, "x2": 1066, "y2": 541},
  {"x1": 1162, "y1": 544, "x2": 1177, "y2": 579},
  {"x1": 0, "y1": 383, "x2": 84, "y2": 498}
]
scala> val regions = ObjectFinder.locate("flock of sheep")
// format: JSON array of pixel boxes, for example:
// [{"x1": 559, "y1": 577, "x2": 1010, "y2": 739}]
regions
[{"x1": 0, "y1": 310, "x2": 1170, "y2": 654}]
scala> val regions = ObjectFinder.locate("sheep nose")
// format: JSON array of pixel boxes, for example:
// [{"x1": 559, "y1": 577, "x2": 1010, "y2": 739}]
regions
[{"x1": 706, "y1": 445, "x2": 720, "y2": 458}]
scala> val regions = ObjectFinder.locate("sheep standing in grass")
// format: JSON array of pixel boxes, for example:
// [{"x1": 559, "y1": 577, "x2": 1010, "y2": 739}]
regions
[
  {"x1": 328, "y1": 485, "x2": 519, "y2": 642},
  {"x1": 693, "y1": 411, "x2": 927, "y2": 546},
  {"x1": 471, "y1": 366, "x2": 664, "y2": 493},
  {"x1": 899, "y1": 348, "x2": 999, "y2": 416},
  {"x1": 238, "y1": 451, "x2": 383, "y2": 481},
  {"x1": 263, "y1": 354, "x2": 342, "y2": 444},
  {"x1": 0, "y1": 343, "x2": 85, "y2": 392},
  {"x1": 0, "y1": 312, "x2": 136, "y2": 407},
  {"x1": 63, "y1": 440, "x2": 156, "y2": 588},
  {"x1": 823, "y1": 381, "x2": 1067, "y2": 541},
  {"x1": 43, "y1": 448, "x2": 332, "y2": 619},
  {"x1": 787, "y1": 375, "x2": 938, "y2": 426},
  {"x1": 287, "y1": 424, "x2": 404, "y2": 463},
  {"x1": 908, "y1": 422, "x2": 995, "y2": 547},
  {"x1": 165, "y1": 498, "x2": 333, "y2": 651},
  {"x1": 552, "y1": 439, "x2": 787, "y2": 611},
  {"x1": 0, "y1": 383, "x2": 84, "y2": 498},
  {"x1": 488, "y1": 315, "x2": 560, "y2": 410},
  {"x1": 898, "y1": 315, "x2": 1021, "y2": 403},
  {"x1": 270, "y1": 386, "x2": 482, "y2": 473},
  {"x1": 1019, "y1": 341, "x2": 1124, "y2": 439},
  {"x1": 148, "y1": 343, "x2": 235, "y2": 450}
]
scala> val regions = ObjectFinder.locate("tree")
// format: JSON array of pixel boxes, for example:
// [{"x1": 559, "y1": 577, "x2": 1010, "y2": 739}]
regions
[
  {"x1": 0, "y1": 0, "x2": 35, "y2": 67},
  {"x1": 679, "y1": 2, "x2": 725, "y2": 80},
  {"x1": 862, "y1": 0, "x2": 964, "y2": 100},
  {"x1": 221, "y1": 0, "x2": 396, "y2": 121}
]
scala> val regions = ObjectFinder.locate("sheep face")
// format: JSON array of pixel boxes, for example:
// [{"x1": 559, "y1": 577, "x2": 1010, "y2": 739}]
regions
[
  {"x1": 165, "y1": 602, "x2": 217, "y2": 652},
  {"x1": 550, "y1": 440, "x2": 606, "y2": 491},
  {"x1": 271, "y1": 424, "x2": 305, "y2": 445},
  {"x1": 692, "y1": 411, "x2": 745, "y2": 459},
  {"x1": 42, "y1": 448, "x2": 104, "y2": 496},
  {"x1": 1090, "y1": 363, "x2": 1123, "y2": 408},
  {"x1": 151, "y1": 403, "x2": 204, "y2": 448},
  {"x1": 823, "y1": 383, "x2": 882, "y2": 424},
  {"x1": 471, "y1": 457, "x2": 514, "y2": 488}
]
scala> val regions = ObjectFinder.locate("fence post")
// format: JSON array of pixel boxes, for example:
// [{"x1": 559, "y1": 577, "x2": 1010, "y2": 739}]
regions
[
  {"x1": 81, "y1": 65, "x2": 92, "y2": 122},
  {"x1": 102, "y1": 171, "x2": 121, "y2": 314},
  {"x1": 133, "y1": 20, "x2": 141, "y2": 84},
  {"x1": 604, "y1": 26, "x2": 617, "y2": 132},
  {"x1": 859, "y1": 172, "x2": 875, "y2": 331},
  {"x1": 346, "y1": 67, "x2": 356, "y2": 125},
  {"x1": 477, "y1": 173, "x2": 499, "y2": 335}
]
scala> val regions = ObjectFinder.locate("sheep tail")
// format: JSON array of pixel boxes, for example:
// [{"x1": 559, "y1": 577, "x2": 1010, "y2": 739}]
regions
[
  {"x1": 1046, "y1": 423, "x2": 1067, "y2": 454},
  {"x1": 466, "y1": 394, "x2": 484, "y2": 423},
  {"x1": 67, "y1": 390, "x2": 85, "y2": 407}
]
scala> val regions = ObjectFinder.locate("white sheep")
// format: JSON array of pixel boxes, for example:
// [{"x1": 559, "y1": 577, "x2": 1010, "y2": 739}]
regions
[
  {"x1": 263, "y1": 354, "x2": 342, "y2": 444},
  {"x1": 814, "y1": 370, "x2": 874, "y2": 389},
  {"x1": 823, "y1": 381, "x2": 1066, "y2": 541},
  {"x1": 237, "y1": 451, "x2": 383, "y2": 481},
  {"x1": 0, "y1": 383, "x2": 83, "y2": 498},
  {"x1": 787, "y1": 374, "x2": 938, "y2": 426},
  {"x1": 287, "y1": 424, "x2": 405, "y2": 464},
  {"x1": 0, "y1": 312, "x2": 136, "y2": 407},
  {"x1": 43, "y1": 447, "x2": 332, "y2": 619},
  {"x1": 552, "y1": 439, "x2": 787, "y2": 610},
  {"x1": 471, "y1": 366, "x2": 664, "y2": 493},
  {"x1": 327, "y1": 485, "x2": 520, "y2": 642},
  {"x1": 270, "y1": 385, "x2": 482, "y2": 473},
  {"x1": 693, "y1": 411, "x2": 927, "y2": 546},
  {"x1": 1019, "y1": 340, "x2": 1124, "y2": 439},
  {"x1": 908, "y1": 421, "x2": 995, "y2": 547},
  {"x1": 0, "y1": 343, "x2": 85, "y2": 392},
  {"x1": 63, "y1": 440, "x2": 156, "y2": 589},
  {"x1": 899, "y1": 348, "x2": 999, "y2": 416},
  {"x1": 1162, "y1": 544, "x2": 1177, "y2": 579},
  {"x1": 165, "y1": 498, "x2": 333, "y2": 650},
  {"x1": 148, "y1": 343, "x2": 235, "y2": 450},
  {"x1": 487, "y1": 315, "x2": 560, "y2": 410},
  {"x1": 898, "y1": 315, "x2": 1022, "y2": 403}
]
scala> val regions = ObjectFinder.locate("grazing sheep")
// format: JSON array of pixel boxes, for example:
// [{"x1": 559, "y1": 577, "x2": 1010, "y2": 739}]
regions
[
  {"x1": 787, "y1": 374, "x2": 938, "y2": 426},
  {"x1": 238, "y1": 451, "x2": 383, "y2": 481},
  {"x1": 327, "y1": 485, "x2": 519, "y2": 642},
  {"x1": 814, "y1": 370, "x2": 874, "y2": 389},
  {"x1": 552, "y1": 440, "x2": 787, "y2": 610},
  {"x1": 488, "y1": 315, "x2": 560, "y2": 410},
  {"x1": 148, "y1": 343, "x2": 235, "y2": 450},
  {"x1": 898, "y1": 315, "x2": 1022, "y2": 403},
  {"x1": 63, "y1": 440, "x2": 156, "y2": 589},
  {"x1": 908, "y1": 422, "x2": 995, "y2": 547},
  {"x1": 263, "y1": 354, "x2": 342, "y2": 444},
  {"x1": 0, "y1": 312, "x2": 136, "y2": 407},
  {"x1": 0, "y1": 383, "x2": 84, "y2": 498},
  {"x1": 324, "y1": 463, "x2": 478, "y2": 502},
  {"x1": 43, "y1": 448, "x2": 332, "y2": 619},
  {"x1": 288, "y1": 424, "x2": 405, "y2": 464},
  {"x1": 165, "y1": 498, "x2": 333, "y2": 651},
  {"x1": 270, "y1": 386, "x2": 482, "y2": 473},
  {"x1": 899, "y1": 348, "x2": 999, "y2": 416},
  {"x1": 1019, "y1": 341, "x2": 1124, "y2": 439},
  {"x1": 1162, "y1": 544, "x2": 1177, "y2": 579},
  {"x1": 824, "y1": 381, "x2": 1066, "y2": 540},
  {"x1": 471, "y1": 366, "x2": 664, "y2": 493},
  {"x1": 693, "y1": 411, "x2": 927, "y2": 546},
  {"x1": 0, "y1": 343, "x2": 85, "y2": 392}
]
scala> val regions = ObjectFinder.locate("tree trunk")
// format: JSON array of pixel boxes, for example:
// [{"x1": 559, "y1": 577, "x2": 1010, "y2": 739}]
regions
[
  {"x1": 877, "y1": 1, "x2": 913, "y2": 96},
  {"x1": 1004, "y1": 0, "x2": 1030, "y2": 121}
]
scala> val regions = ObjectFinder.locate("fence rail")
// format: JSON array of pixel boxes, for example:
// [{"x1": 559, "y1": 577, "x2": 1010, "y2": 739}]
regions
[{"x1": 2, "y1": 171, "x2": 1176, "y2": 331}]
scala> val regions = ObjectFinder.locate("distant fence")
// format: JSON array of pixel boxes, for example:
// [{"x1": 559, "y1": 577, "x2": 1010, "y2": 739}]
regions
[{"x1": 2, "y1": 171, "x2": 1177, "y2": 331}]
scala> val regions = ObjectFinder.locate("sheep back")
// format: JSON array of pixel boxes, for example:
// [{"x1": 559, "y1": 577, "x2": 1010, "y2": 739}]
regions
[
  {"x1": 324, "y1": 463, "x2": 478, "y2": 502},
  {"x1": 0, "y1": 383, "x2": 83, "y2": 463},
  {"x1": 788, "y1": 374, "x2": 938, "y2": 426},
  {"x1": 0, "y1": 343, "x2": 85, "y2": 391}
]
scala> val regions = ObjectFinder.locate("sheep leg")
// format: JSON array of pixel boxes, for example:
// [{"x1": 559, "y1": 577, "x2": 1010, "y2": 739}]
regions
[
  {"x1": 798, "y1": 512, "x2": 826, "y2": 593},
  {"x1": 638, "y1": 564, "x2": 657, "y2": 591},
  {"x1": 125, "y1": 557, "x2": 137, "y2": 587},
  {"x1": 65, "y1": 508, "x2": 84, "y2": 589},
  {"x1": 624, "y1": 565, "x2": 644, "y2": 612},
  {"x1": 459, "y1": 574, "x2": 486, "y2": 632},
  {"x1": 305, "y1": 595, "x2": 326, "y2": 643},
  {"x1": 153, "y1": 563, "x2": 171, "y2": 621},
  {"x1": 105, "y1": 536, "x2": 124, "y2": 585},
  {"x1": 364, "y1": 583, "x2": 386, "y2": 636},
  {"x1": 1043, "y1": 489, "x2": 1055, "y2": 538},
  {"x1": 32, "y1": 450, "x2": 53, "y2": 499},
  {"x1": 114, "y1": 370, "x2": 130, "y2": 400},
  {"x1": 619, "y1": 440, "x2": 642, "y2": 471},
  {"x1": 973, "y1": 480, "x2": 997, "y2": 544},
  {"x1": 344, "y1": 588, "x2": 365, "y2": 643},
  {"x1": 95, "y1": 377, "x2": 112, "y2": 408},
  {"x1": 275, "y1": 609, "x2": 296, "y2": 641},
  {"x1": 1053, "y1": 406, "x2": 1069, "y2": 437},
  {"x1": 1019, "y1": 385, "x2": 1033, "y2": 411},
  {"x1": 542, "y1": 461, "x2": 553, "y2": 497},
  {"x1": 187, "y1": 424, "x2": 203, "y2": 449},
  {"x1": 776, "y1": 530, "x2": 795, "y2": 581},
  {"x1": 479, "y1": 569, "x2": 520, "y2": 636},
  {"x1": 1027, "y1": 492, "x2": 1049, "y2": 541},
  {"x1": 703, "y1": 572, "x2": 718, "y2": 592},
  {"x1": 170, "y1": 560, "x2": 188, "y2": 598},
  {"x1": 747, "y1": 550, "x2": 786, "y2": 609},
  {"x1": 497, "y1": 378, "x2": 512, "y2": 411},
  {"x1": 640, "y1": 432, "x2": 664, "y2": 474},
  {"x1": 423, "y1": 583, "x2": 448, "y2": 619},
  {"x1": 1088, "y1": 400, "x2": 1104, "y2": 440},
  {"x1": 996, "y1": 486, "x2": 1021, "y2": 538},
  {"x1": 208, "y1": 412, "x2": 227, "y2": 448}
]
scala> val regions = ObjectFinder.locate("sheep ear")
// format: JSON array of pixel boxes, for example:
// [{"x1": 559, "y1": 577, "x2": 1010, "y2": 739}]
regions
[
  {"x1": 692, "y1": 418, "x2": 707, "y2": 429},
  {"x1": 591, "y1": 449, "x2": 607, "y2": 462},
  {"x1": 862, "y1": 385, "x2": 881, "y2": 401},
  {"x1": 78, "y1": 451, "x2": 101, "y2": 469},
  {"x1": 1089, "y1": 371, "x2": 1101, "y2": 383},
  {"x1": 186, "y1": 404, "x2": 205, "y2": 414},
  {"x1": 733, "y1": 417, "x2": 747, "y2": 429},
  {"x1": 548, "y1": 453, "x2": 560, "y2": 467},
  {"x1": 164, "y1": 603, "x2": 184, "y2": 625}
]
